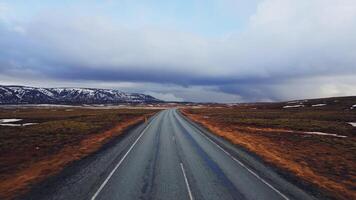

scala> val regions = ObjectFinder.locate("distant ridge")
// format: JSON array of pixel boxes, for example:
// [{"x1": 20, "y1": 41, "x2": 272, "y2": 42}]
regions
[{"x1": 0, "y1": 85, "x2": 162, "y2": 104}]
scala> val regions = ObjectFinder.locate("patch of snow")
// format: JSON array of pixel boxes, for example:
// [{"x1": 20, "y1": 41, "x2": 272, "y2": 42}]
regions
[
  {"x1": 38, "y1": 88, "x2": 54, "y2": 97},
  {"x1": 0, "y1": 118, "x2": 38, "y2": 127},
  {"x1": 350, "y1": 104, "x2": 356, "y2": 110},
  {"x1": 287, "y1": 101, "x2": 299, "y2": 104},
  {"x1": 22, "y1": 123, "x2": 38, "y2": 126},
  {"x1": 0, "y1": 123, "x2": 22, "y2": 127},
  {"x1": 305, "y1": 132, "x2": 347, "y2": 138},
  {"x1": 347, "y1": 122, "x2": 356, "y2": 127},
  {"x1": 51, "y1": 88, "x2": 64, "y2": 93},
  {"x1": 0, "y1": 118, "x2": 22, "y2": 123},
  {"x1": 283, "y1": 105, "x2": 304, "y2": 108},
  {"x1": 312, "y1": 104, "x2": 326, "y2": 107},
  {"x1": 0, "y1": 123, "x2": 38, "y2": 127}
]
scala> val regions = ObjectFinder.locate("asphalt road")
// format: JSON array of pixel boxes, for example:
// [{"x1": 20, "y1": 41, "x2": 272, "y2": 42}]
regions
[{"x1": 24, "y1": 109, "x2": 317, "y2": 200}]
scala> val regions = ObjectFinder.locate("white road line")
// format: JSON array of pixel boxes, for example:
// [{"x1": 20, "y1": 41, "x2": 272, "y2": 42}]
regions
[
  {"x1": 90, "y1": 117, "x2": 156, "y2": 200},
  {"x1": 201, "y1": 135, "x2": 289, "y2": 200},
  {"x1": 180, "y1": 163, "x2": 194, "y2": 200},
  {"x1": 176, "y1": 111, "x2": 290, "y2": 200}
]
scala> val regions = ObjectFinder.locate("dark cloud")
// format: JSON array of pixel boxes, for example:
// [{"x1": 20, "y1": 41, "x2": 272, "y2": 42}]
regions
[{"x1": 0, "y1": 0, "x2": 356, "y2": 102}]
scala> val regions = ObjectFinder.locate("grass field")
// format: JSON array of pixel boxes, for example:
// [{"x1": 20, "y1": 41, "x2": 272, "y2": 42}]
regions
[
  {"x1": 182, "y1": 96, "x2": 356, "y2": 200},
  {"x1": 0, "y1": 107, "x2": 159, "y2": 199}
]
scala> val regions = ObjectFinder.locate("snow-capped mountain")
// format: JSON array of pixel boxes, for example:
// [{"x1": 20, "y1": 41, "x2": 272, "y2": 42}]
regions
[{"x1": 0, "y1": 85, "x2": 161, "y2": 104}]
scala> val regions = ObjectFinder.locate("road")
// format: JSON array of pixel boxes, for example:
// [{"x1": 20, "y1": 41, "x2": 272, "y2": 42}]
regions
[{"x1": 25, "y1": 109, "x2": 316, "y2": 200}]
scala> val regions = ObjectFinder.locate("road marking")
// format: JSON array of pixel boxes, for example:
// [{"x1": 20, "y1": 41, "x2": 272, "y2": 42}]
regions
[
  {"x1": 180, "y1": 163, "x2": 194, "y2": 200},
  {"x1": 176, "y1": 111, "x2": 290, "y2": 200},
  {"x1": 90, "y1": 116, "x2": 156, "y2": 200}
]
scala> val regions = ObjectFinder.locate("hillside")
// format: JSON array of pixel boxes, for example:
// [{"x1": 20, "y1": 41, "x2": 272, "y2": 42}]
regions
[{"x1": 0, "y1": 85, "x2": 161, "y2": 104}]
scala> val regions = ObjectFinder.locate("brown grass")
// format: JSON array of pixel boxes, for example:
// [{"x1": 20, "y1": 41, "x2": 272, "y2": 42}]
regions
[
  {"x1": 182, "y1": 107, "x2": 356, "y2": 200},
  {"x1": 0, "y1": 107, "x2": 159, "y2": 199}
]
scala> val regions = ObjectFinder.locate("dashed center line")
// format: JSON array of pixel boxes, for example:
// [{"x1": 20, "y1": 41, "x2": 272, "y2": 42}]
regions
[
  {"x1": 175, "y1": 110, "x2": 290, "y2": 200},
  {"x1": 180, "y1": 163, "x2": 194, "y2": 200}
]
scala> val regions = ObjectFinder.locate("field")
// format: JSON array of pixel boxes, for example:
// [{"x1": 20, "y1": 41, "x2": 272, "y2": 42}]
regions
[
  {"x1": 0, "y1": 106, "x2": 159, "y2": 199},
  {"x1": 182, "y1": 96, "x2": 356, "y2": 199}
]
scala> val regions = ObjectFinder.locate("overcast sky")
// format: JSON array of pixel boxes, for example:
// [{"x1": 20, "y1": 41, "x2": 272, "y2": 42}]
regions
[{"x1": 0, "y1": 0, "x2": 355, "y2": 102}]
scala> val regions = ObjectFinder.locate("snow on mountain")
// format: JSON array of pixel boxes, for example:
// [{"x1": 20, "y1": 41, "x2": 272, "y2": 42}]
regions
[{"x1": 0, "y1": 85, "x2": 161, "y2": 104}]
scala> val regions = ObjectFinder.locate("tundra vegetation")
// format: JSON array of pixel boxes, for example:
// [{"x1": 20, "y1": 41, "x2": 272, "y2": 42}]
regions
[
  {"x1": 0, "y1": 107, "x2": 159, "y2": 199},
  {"x1": 182, "y1": 96, "x2": 356, "y2": 200}
]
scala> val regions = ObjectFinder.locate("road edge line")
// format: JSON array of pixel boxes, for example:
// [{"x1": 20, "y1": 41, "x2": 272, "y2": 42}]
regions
[
  {"x1": 90, "y1": 114, "x2": 156, "y2": 200},
  {"x1": 176, "y1": 110, "x2": 290, "y2": 200}
]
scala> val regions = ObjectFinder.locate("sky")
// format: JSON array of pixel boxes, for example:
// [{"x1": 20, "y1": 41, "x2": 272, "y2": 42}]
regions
[{"x1": 0, "y1": 0, "x2": 356, "y2": 102}]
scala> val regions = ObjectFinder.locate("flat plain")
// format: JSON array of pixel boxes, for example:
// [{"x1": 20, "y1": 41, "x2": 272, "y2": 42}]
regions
[
  {"x1": 182, "y1": 96, "x2": 356, "y2": 200},
  {"x1": 0, "y1": 106, "x2": 159, "y2": 199}
]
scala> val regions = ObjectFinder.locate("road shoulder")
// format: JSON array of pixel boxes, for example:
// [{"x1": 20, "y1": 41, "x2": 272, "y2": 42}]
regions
[{"x1": 178, "y1": 110, "x2": 329, "y2": 200}]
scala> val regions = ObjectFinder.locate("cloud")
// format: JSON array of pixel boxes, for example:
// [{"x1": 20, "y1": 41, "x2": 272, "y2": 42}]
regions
[
  {"x1": 145, "y1": 92, "x2": 184, "y2": 102},
  {"x1": 0, "y1": 0, "x2": 355, "y2": 102},
  {"x1": 0, "y1": 3, "x2": 10, "y2": 18}
]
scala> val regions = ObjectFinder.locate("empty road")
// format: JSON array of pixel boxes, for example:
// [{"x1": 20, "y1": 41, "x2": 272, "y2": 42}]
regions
[{"x1": 25, "y1": 109, "x2": 316, "y2": 200}]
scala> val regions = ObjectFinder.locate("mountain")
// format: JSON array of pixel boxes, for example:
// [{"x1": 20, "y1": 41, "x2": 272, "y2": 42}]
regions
[{"x1": 0, "y1": 85, "x2": 162, "y2": 104}]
